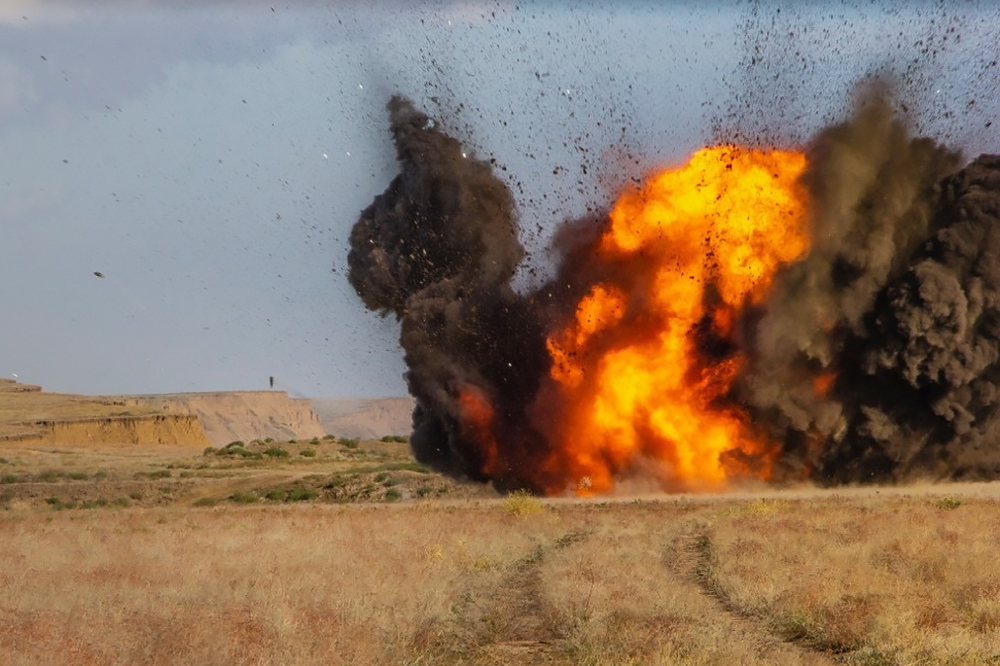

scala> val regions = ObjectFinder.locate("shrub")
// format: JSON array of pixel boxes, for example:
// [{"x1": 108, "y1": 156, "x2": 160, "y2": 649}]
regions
[
  {"x1": 340, "y1": 438, "x2": 360, "y2": 449},
  {"x1": 1, "y1": 474, "x2": 19, "y2": 484},
  {"x1": 225, "y1": 441, "x2": 245, "y2": 449},
  {"x1": 193, "y1": 497, "x2": 217, "y2": 507},
  {"x1": 264, "y1": 437, "x2": 274, "y2": 443},
  {"x1": 416, "y1": 485, "x2": 433, "y2": 498},
  {"x1": 149, "y1": 470, "x2": 171, "y2": 479},
  {"x1": 322, "y1": 434, "x2": 337, "y2": 441},
  {"x1": 503, "y1": 489, "x2": 543, "y2": 517},
  {"x1": 374, "y1": 472, "x2": 389, "y2": 483},
  {"x1": 300, "y1": 449, "x2": 317, "y2": 458},
  {"x1": 203, "y1": 446, "x2": 217, "y2": 456},
  {"x1": 936, "y1": 496, "x2": 962, "y2": 510},
  {"x1": 286, "y1": 486, "x2": 318, "y2": 502},
  {"x1": 229, "y1": 491, "x2": 258, "y2": 504},
  {"x1": 66, "y1": 471, "x2": 89, "y2": 480},
  {"x1": 36, "y1": 470, "x2": 63, "y2": 482},
  {"x1": 264, "y1": 488, "x2": 287, "y2": 501},
  {"x1": 385, "y1": 488, "x2": 402, "y2": 502},
  {"x1": 381, "y1": 435, "x2": 408, "y2": 443},
  {"x1": 310, "y1": 437, "x2": 320, "y2": 444},
  {"x1": 263, "y1": 447, "x2": 290, "y2": 458}
]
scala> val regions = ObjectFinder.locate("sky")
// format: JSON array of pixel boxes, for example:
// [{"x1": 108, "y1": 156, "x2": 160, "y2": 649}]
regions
[{"x1": 1, "y1": 0, "x2": 998, "y2": 398}]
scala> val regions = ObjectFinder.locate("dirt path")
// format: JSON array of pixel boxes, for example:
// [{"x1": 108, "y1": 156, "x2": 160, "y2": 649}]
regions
[{"x1": 665, "y1": 523, "x2": 839, "y2": 666}]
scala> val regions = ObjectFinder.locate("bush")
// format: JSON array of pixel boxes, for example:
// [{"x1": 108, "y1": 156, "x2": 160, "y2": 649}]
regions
[
  {"x1": 193, "y1": 497, "x2": 218, "y2": 507},
  {"x1": 416, "y1": 485, "x2": 434, "y2": 498},
  {"x1": 381, "y1": 435, "x2": 408, "y2": 443},
  {"x1": 936, "y1": 496, "x2": 962, "y2": 510},
  {"x1": 229, "y1": 491, "x2": 258, "y2": 504},
  {"x1": 149, "y1": 470, "x2": 171, "y2": 479},
  {"x1": 66, "y1": 471, "x2": 89, "y2": 480},
  {"x1": 286, "y1": 486, "x2": 318, "y2": 501},
  {"x1": 264, "y1": 437, "x2": 274, "y2": 443},
  {"x1": 263, "y1": 447, "x2": 290, "y2": 458},
  {"x1": 503, "y1": 489, "x2": 543, "y2": 517},
  {"x1": 225, "y1": 441, "x2": 245, "y2": 449},
  {"x1": 36, "y1": 470, "x2": 63, "y2": 482},
  {"x1": 300, "y1": 448, "x2": 317, "y2": 458},
  {"x1": 374, "y1": 472, "x2": 389, "y2": 483},
  {"x1": 340, "y1": 438, "x2": 360, "y2": 449},
  {"x1": 203, "y1": 446, "x2": 217, "y2": 456},
  {"x1": 1, "y1": 474, "x2": 19, "y2": 484},
  {"x1": 264, "y1": 488, "x2": 287, "y2": 501},
  {"x1": 385, "y1": 488, "x2": 402, "y2": 502},
  {"x1": 322, "y1": 434, "x2": 337, "y2": 441},
  {"x1": 310, "y1": 437, "x2": 320, "y2": 444}
]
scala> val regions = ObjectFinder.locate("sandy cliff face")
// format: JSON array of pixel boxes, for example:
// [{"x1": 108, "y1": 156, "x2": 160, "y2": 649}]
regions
[
  {"x1": 4, "y1": 414, "x2": 209, "y2": 448},
  {"x1": 131, "y1": 392, "x2": 326, "y2": 446}
]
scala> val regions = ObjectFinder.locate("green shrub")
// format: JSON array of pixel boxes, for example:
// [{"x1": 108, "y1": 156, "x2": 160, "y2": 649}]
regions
[
  {"x1": 300, "y1": 448, "x2": 317, "y2": 458},
  {"x1": 286, "y1": 486, "x2": 318, "y2": 501},
  {"x1": 380, "y1": 435, "x2": 408, "y2": 443},
  {"x1": 179, "y1": 471, "x2": 194, "y2": 478},
  {"x1": 264, "y1": 437, "x2": 274, "y2": 443},
  {"x1": 310, "y1": 437, "x2": 320, "y2": 444},
  {"x1": 264, "y1": 488, "x2": 287, "y2": 501},
  {"x1": 374, "y1": 472, "x2": 389, "y2": 483},
  {"x1": 225, "y1": 441, "x2": 245, "y2": 449},
  {"x1": 229, "y1": 491, "x2": 258, "y2": 504},
  {"x1": 385, "y1": 488, "x2": 402, "y2": 502},
  {"x1": 263, "y1": 447, "x2": 290, "y2": 458},
  {"x1": 93, "y1": 470, "x2": 109, "y2": 480},
  {"x1": 340, "y1": 438, "x2": 360, "y2": 449},
  {"x1": 66, "y1": 471, "x2": 89, "y2": 481},
  {"x1": 1, "y1": 474, "x2": 19, "y2": 484},
  {"x1": 193, "y1": 497, "x2": 218, "y2": 507},
  {"x1": 936, "y1": 496, "x2": 962, "y2": 510},
  {"x1": 149, "y1": 470, "x2": 171, "y2": 479},
  {"x1": 112, "y1": 497, "x2": 131, "y2": 508},
  {"x1": 36, "y1": 470, "x2": 63, "y2": 482},
  {"x1": 203, "y1": 446, "x2": 217, "y2": 456},
  {"x1": 416, "y1": 485, "x2": 433, "y2": 498},
  {"x1": 322, "y1": 434, "x2": 337, "y2": 441}
]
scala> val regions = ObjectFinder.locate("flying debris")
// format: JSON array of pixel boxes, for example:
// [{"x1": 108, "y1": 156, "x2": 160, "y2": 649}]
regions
[
  {"x1": 348, "y1": 92, "x2": 1000, "y2": 495},
  {"x1": 93, "y1": 271, "x2": 105, "y2": 278}
]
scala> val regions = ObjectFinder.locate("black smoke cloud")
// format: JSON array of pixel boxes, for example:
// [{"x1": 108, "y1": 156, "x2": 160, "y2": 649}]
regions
[
  {"x1": 349, "y1": 93, "x2": 1000, "y2": 491},
  {"x1": 348, "y1": 96, "x2": 550, "y2": 488}
]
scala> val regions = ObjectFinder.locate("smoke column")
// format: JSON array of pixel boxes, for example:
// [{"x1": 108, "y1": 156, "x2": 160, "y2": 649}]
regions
[
  {"x1": 348, "y1": 92, "x2": 1000, "y2": 493},
  {"x1": 348, "y1": 97, "x2": 551, "y2": 489}
]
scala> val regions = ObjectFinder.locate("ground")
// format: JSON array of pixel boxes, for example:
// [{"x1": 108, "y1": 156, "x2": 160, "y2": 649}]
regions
[{"x1": 2, "y1": 436, "x2": 999, "y2": 665}]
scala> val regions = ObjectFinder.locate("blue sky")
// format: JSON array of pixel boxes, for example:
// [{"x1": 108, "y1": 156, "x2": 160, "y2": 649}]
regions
[{"x1": 1, "y1": 1, "x2": 998, "y2": 397}]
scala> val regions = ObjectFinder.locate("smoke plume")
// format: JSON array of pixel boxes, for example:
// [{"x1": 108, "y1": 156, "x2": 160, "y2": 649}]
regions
[{"x1": 348, "y1": 93, "x2": 1000, "y2": 493}]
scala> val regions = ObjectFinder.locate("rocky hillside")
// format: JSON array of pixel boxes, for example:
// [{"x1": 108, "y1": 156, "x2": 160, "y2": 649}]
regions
[
  {"x1": 311, "y1": 397, "x2": 414, "y2": 440},
  {"x1": 130, "y1": 392, "x2": 326, "y2": 446}
]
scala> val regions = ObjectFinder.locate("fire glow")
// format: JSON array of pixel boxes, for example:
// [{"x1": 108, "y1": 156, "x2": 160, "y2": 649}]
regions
[
  {"x1": 533, "y1": 146, "x2": 811, "y2": 493},
  {"x1": 351, "y1": 96, "x2": 989, "y2": 497}
]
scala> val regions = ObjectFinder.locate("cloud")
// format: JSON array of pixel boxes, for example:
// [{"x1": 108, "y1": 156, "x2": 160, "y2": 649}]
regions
[
  {"x1": 0, "y1": 0, "x2": 80, "y2": 27},
  {"x1": 0, "y1": 60, "x2": 36, "y2": 118}
]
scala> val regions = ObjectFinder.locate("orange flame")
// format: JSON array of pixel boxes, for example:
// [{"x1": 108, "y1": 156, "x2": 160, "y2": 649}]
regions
[{"x1": 540, "y1": 146, "x2": 810, "y2": 493}]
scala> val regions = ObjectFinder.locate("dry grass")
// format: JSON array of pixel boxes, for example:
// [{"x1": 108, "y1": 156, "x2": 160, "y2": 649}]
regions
[
  {"x1": 1, "y1": 489, "x2": 999, "y2": 665},
  {"x1": 706, "y1": 496, "x2": 1000, "y2": 665}
]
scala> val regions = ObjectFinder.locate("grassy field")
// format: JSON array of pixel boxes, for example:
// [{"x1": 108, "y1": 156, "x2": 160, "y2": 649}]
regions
[{"x1": 2, "y1": 436, "x2": 1000, "y2": 666}]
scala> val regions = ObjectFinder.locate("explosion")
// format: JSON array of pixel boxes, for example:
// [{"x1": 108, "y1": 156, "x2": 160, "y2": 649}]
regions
[
  {"x1": 348, "y1": 93, "x2": 1000, "y2": 495},
  {"x1": 539, "y1": 146, "x2": 809, "y2": 492}
]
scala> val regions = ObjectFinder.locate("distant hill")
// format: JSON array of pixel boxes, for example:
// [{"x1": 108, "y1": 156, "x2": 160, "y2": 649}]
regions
[{"x1": 311, "y1": 397, "x2": 414, "y2": 440}]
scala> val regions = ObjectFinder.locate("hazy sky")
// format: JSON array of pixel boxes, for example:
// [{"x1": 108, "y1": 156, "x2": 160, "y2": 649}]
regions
[{"x1": 1, "y1": 0, "x2": 998, "y2": 398}]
